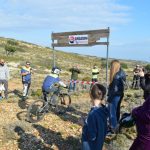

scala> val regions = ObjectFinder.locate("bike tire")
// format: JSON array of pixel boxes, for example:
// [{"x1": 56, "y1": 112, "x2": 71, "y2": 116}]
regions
[
  {"x1": 55, "y1": 93, "x2": 71, "y2": 114},
  {"x1": 27, "y1": 99, "x2": 46, "y2": 123}
]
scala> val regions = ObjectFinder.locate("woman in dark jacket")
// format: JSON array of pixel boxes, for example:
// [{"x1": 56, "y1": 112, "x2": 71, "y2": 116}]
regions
[
  {"x1": 107, "y1": 60, "x2": 126, "y2": 133},
  {"x1": 130, "y1": 68, "x2": 150, "y2": 150}
]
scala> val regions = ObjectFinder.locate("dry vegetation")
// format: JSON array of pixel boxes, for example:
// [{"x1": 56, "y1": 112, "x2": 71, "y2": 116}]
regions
[{"x1": 0, "y1": 37, "x2": 148, "y2": 150}]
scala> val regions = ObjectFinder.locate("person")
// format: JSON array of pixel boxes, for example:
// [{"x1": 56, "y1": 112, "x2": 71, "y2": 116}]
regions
[
  {"x1": 91, "y1": 64, "x2": 99, "y2": 83},
  {"x1": 107, "y1": 60, "x2": 126, "y2": 134},
  {"x1": 131, "y1": 65, "x2": 141, "y2": 89},
  {"x1": 42, "y1": 66, "x2": 67, "y2": 104},
  {"x1": 81, "y1": 83, "x2": 108, "y2": 150},
  {"x1": 21, "y1": 61, "x2": 32, "y2": 100},
  {"x1": 129, "y1": 67, "x2": 150, "y2": 150},
  {"x1": 0, "y1": 59, "x2": 9, "y2": 99},
  {"x1": 68, "y1": 65, "x2": 80, "y2": 92}
]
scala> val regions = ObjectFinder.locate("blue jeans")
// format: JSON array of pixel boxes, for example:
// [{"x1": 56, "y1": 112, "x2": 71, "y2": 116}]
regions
[
  {"x1": 69, "y1": 80, "x2": 77, "y2": 91},
  {"x1": 108, "y1": 96, "x2": 121, "y2": 130},
  {"x1": 82, "y1": 141, "x2": 90, "y2": 150}
]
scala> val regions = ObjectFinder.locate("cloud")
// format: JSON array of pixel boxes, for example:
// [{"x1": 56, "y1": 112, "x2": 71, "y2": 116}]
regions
[{"x1": 0, "y1": 0, "x2": 132, "y2": 30}]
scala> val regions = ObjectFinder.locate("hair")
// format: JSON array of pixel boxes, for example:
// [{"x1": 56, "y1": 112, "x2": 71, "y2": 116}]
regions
[
  {"x1": 110, "y1": 60, "x2": 121, "y2": 84},
  {"x1": 90, "y1": 83, "x2": 106, "y2": 100}
]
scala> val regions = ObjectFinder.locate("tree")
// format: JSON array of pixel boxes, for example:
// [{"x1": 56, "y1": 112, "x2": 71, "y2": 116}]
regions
[
  {"x1": 5, "y1": 40, "x2": 18, "y2": 56},
  {"x1": 5, "y1": 45, "x2": 16, "y2": 56}
]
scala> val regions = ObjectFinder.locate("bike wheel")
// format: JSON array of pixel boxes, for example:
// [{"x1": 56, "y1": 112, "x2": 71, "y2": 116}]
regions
[
  {"x1": 55, "y1": 93, "x2": 71, "y2": 114},
  {"x1": 27, "y1": 100, "x2": 47, "y2": 123}
]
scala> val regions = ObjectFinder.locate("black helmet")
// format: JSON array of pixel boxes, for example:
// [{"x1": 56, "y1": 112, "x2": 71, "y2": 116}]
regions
[
  {"x1": 51, "y1": 66, "x2": 61, "y2": 75},
  {"x1": 119, "y1": 113, "x2": 135, "y2": 128}
]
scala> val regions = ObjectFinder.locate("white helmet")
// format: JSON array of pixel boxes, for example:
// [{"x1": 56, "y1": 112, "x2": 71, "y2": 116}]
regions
[{"x1": 52, "y1": 66, "x2": 61, "y2": 75}]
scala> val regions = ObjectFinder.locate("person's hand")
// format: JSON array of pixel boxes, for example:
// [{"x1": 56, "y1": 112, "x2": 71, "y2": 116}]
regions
[{"x1": 78, "y1": 116, "x2": 85, "y2": 126}]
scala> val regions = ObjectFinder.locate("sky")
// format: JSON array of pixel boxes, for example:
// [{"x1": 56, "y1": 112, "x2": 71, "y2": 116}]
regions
[{"x1": 0, "y1": 0, "x2": 150, "y2": 62}]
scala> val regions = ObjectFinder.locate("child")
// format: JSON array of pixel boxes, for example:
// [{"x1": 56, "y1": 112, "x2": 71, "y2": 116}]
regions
[{"x1": 81, "y1": 83, "x2": 109, "y2": 150}]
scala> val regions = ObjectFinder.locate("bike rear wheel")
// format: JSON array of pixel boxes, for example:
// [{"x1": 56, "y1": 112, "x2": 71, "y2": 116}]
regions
[
  {"x1": 27, "y1": 100, "x2": 47, "y2": 123},
  {"x1": 55, "y1": 93, "x2": 71, "y2": 114}
]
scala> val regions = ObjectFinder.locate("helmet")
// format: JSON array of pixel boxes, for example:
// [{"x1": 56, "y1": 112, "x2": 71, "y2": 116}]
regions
[
  {"x1": 51, "y1": 66, "x2": 61, "y2": 75},
  {"x1": 119, "y1": 113, "x2": 135, "y2": 128}
]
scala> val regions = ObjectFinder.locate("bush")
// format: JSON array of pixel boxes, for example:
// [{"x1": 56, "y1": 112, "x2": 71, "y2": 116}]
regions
[
  {"x1": 121, "y1": 63, "x2": 128, "y2": 69},
  {"x1": 145, "y1": 64, "x2": 150, "y2": 72},
  {"x1": 7, "y1": 40, "x2": 18, "y2": 46},
  {"x1": 5, "y1": 45, "x2": 16, "y2": 56},
  {"x1": 82, "y1": 76, "x2": 91, "y2": 81}
]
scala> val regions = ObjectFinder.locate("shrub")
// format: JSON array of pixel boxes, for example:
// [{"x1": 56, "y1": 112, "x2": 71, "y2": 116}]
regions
[
  {"x1": 121, "y1": 63, "x2": 128, "y2": 69},
  {"x1": 145, "y1": 64, "x2": 150, "y2": 72},
  {"x1": 82, "y1": 76, "x2": 91, "y2": 81},
  {"x1": 5, "y1": 45, "x2": 16, "y2": 56},
  {"x1": 7, "y1": 40, "x2": 18, "y2": 46}
]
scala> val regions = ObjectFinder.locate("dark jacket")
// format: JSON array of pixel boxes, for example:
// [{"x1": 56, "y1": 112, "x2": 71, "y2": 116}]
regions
[
  {"x1": 82, "y1": 105, "x2": 109, "y2": 150},
  {"x1": 70, "y1": 68, "x2": 80, "y2": 80},
  {"x1": 107, "y1": 69, "x2": 126, "y2": 103},
  {"x1": 130, "y1": 96, "x2": 150, "y2": 150},
  {"x1": 140, "y1": 74, "x2": 150, "y2": 99}
]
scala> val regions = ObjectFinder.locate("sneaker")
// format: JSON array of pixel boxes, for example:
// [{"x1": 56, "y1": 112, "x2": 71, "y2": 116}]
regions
[{"x1": 105, "y1": 130, "x2": 116, "y2": 141}]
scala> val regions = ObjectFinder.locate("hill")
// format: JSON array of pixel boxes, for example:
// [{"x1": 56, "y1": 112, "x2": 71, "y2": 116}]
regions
[{"x1": 0, "y1": 37, "x2": 148, "y2": 150}]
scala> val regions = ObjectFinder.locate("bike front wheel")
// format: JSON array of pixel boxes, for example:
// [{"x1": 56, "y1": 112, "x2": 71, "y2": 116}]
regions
[
  {"x1": 55, "y1": 93, "x2": 71, "y2": 114},
  {"x1": 27, "y1": 100, "x2": 47, "y2": 123}
]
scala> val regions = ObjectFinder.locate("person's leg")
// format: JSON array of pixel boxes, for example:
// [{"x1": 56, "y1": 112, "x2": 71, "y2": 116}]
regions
[
  {"x1": 73, "y1": 80, "x2": 76, "y2": 91},
  {"x1": 132, "y1": 75, "x2": 136, "y2": 88},
  {"x1": 82, "y1": 141, "x2": 90, "y2": 150},
  {"x1": 108, "y1": 96, "x2": 121, "y2": 130},
  {"x1": 23, "y1": 83, "x2": 28, "y2": 97},
  {"x1": 26, "y1": 83, "x2": 31, "y2": 97},
  {"x1": 69, "y1": 80, "x2": 73, "y2": 92},
  {"x1": 116, "y1": 94, "x2": 124, "y2": 121},
  {"x1": 3, "y1": 80, "x2": 8, "y2": 99}
]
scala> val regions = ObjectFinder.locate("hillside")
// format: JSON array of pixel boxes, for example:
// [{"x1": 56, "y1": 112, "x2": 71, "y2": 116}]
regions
[{"x1": 0, "y1": 37, "x2": 148, "y2": 150}]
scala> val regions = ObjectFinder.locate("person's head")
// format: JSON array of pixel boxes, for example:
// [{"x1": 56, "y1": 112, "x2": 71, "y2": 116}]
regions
[
  {"x1": 136, "y1": 64, "x2": 140, "y2": 68},
  {"x1": 143, "y1": 70, "x2": 150, "y2": 99},
  {"x1": 25, "y1": 61, "x2": 31, "y2": 68},
  {"x1": 0, "y1": 59, "x2": 5, "y2": 66},
  {"x1": 51, "y1": 66, "x2": 61, "y2": 75},
  {"x1": 110, "y1": 60, "x2": 121, "y2": 84},
  {"x1": 90, "y1": 83, "x2": 106, "y2": 102},
  {"x1": 93, "y1": 64, "x2": 97, "y2": 69}
]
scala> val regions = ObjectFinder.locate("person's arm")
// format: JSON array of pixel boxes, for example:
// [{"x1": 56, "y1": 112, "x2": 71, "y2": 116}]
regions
[
  {"x1": 107, "y1": 78, "x2": 120, "y2": 102},
  {"x1": 87, "y1": 113, "x2": 97, "y2": 141},
  {"x1": 92, "y1": 72, "x2": 99, "y2": 75},
  {"x1": 59, "y1": 81, "x2": 67, "y2": 88},
  {"x1": 21, "y1": 69, "x2": 29, "y2": 76},
  {"x1": 5, "y1": 65, "x2": 10, "y2": 80},
  {"x1": 132, "y1": 100, "x2": 150, "y2": 123}
]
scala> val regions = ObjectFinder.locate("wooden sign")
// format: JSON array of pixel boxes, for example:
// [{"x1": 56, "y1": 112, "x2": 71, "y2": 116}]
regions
[{"x1": 51, "y1": 28, "x2": 109, "y2": 47}]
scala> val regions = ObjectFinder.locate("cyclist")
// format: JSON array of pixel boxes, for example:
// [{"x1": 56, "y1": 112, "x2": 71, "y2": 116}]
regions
[{"x1": 42, "y1": 66, "x2": 67, "y2": 105}]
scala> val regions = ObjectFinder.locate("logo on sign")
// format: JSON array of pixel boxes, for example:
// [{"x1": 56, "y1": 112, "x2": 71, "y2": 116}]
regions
[{"x1": 68, "y1": 35, "x2": 88, "y2": 44}]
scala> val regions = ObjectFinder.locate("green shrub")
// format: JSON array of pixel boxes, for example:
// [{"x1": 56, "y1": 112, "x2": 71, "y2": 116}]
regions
[
  {"x1": 121, "y1": 63, "x2": 128, "y2": 69},
  {"x1": 5, "y1": 45, "x2": 16, "y2": 56},
  {"x1": 7, "y1": 40, "x2": 18, "y2": 46},
  {"x1": 145, "y1": 64, "x2": 150, "y2": 72}
]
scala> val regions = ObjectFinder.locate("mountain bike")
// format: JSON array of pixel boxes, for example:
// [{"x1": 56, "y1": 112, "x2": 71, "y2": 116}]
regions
[{"x1": 27, "y1": 86, "x2": 71, "y2": 123}]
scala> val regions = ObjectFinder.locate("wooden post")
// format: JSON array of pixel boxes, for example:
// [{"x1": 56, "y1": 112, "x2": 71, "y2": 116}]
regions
[
  {"x1": 106, "y1": 27, "x2": 110, "y2": 88},
  {"x1": 51, "y1": 32, "x2": 55, "y2": 67}
]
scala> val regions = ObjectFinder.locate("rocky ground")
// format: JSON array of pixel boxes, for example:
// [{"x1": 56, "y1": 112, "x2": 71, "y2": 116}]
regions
[{"x1": 0, "y1": 77, "x2": 144, "y2": 150}]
